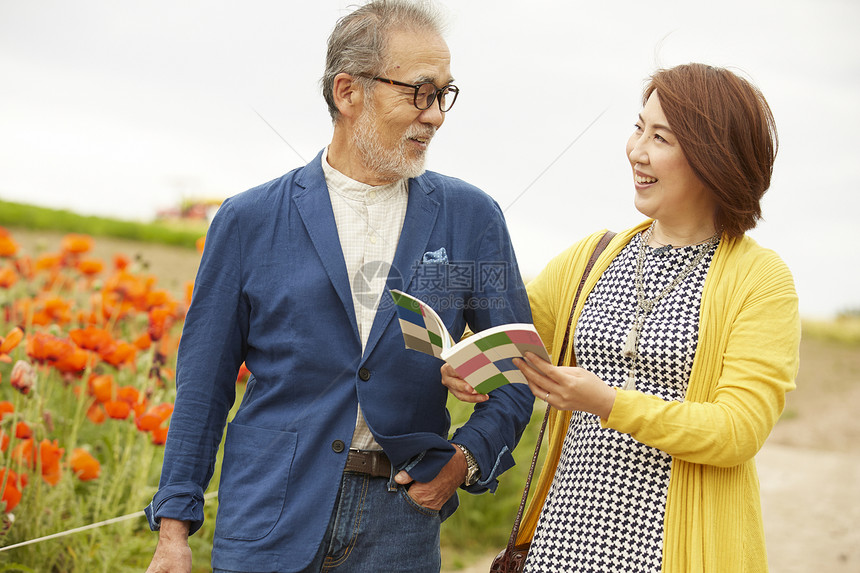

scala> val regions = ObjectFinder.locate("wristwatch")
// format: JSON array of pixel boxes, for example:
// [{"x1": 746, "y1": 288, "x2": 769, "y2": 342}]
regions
[{"x1": 453, "y1": 443, "x2": 480, "y2": 486}]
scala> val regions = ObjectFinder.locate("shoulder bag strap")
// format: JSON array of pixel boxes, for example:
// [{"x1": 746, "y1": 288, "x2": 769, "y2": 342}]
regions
[{"x1": 502, "y1": 230, "x2": 616, "y2": 557}]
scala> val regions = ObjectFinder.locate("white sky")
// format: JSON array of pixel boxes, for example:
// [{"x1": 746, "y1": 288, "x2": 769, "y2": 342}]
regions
[{"x1": 1, "y1": 0, "x2": 858, "y2": 318}]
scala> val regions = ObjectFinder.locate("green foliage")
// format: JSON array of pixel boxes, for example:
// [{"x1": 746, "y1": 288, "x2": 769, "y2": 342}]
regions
[
  {"x1": 440, "y1": 397, "x2": 546, "y2": 566},
  {"x1": 0, "y1": 200, "x2": 203, "y2": 249},
  {"x1": 802, "y1": 316, "x2": 860, "y2": 345}
]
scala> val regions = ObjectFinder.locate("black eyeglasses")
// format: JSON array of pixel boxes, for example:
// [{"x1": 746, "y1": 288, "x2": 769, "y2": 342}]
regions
[{"x1": 360, "y1": 75, "x2": 459, "y2": 112}]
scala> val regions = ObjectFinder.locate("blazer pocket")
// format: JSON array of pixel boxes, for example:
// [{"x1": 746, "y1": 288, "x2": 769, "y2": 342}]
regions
[{"x1": 216, "y1": 422, "x2": 297, "y2": 541}]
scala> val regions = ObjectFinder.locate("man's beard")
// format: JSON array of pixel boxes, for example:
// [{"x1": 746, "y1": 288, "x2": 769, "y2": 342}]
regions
[{"x1": 352, "y1": 100, "x2": 436, "y2": 183}]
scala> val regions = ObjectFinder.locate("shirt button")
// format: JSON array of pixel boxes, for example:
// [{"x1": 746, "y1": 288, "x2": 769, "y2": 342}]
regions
[
  {"x1": 368, "y1": 234, "x2": 377, "y2": 244},
  {"x1": 332, "y1": 440, "x2": 345, "y2": 453},
  {"x1": 358, "y1": 368, "x2": 371, "y2": 381}
]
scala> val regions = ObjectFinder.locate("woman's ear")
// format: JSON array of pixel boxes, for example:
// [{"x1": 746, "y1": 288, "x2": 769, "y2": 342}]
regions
[{"x1": 332, "y1": 72, "x2": 363, "y2": 119}]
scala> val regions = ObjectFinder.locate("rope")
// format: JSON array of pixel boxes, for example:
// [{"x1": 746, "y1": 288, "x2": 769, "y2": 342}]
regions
[{"x1": 0, "y1": 491, "x2": 218, "y2": 552}]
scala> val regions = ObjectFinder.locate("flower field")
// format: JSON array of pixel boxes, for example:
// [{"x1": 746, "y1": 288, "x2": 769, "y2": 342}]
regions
[{"x1": 0, "y1": 226, "x2": 210, "y2": 571}]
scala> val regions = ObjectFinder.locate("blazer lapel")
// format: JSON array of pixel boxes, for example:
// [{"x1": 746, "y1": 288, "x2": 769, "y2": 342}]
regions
[
  {"x1": 292, "y1": 153, "x2": 360, "y2": 339},
  {"x1": 364, "y1": 176, "x2": 440, "y2": 355}
]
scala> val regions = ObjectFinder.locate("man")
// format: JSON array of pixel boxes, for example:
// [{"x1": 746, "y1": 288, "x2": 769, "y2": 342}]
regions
[{"x1": 145, "y1": 1, "x2": 534, "y2": 571}]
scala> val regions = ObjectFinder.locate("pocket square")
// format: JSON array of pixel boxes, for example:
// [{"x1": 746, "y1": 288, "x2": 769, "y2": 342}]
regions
[{"x1": 422, "y1": 247, "x2": 448, "y2": 264}]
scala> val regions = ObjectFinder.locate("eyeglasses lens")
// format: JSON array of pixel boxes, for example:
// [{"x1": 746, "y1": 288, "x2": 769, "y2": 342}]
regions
[{"x1": 412, "y1": 82, "x2": 457, "y2": 111}]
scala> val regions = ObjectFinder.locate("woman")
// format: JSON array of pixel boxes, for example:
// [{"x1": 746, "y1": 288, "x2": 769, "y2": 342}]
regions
[{"x1": 443, "y1": 63, "x2": 800, "y2": 572}]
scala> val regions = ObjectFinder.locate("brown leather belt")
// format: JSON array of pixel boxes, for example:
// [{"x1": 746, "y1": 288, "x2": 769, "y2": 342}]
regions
[{"x1": 344, "y1": 449, "x2": 392, "y2": 478}]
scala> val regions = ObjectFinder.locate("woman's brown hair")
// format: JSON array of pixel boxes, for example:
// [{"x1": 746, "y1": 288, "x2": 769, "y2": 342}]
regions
[{"x1": 645, "y1": 64, "x2": 778, "y2": 237}]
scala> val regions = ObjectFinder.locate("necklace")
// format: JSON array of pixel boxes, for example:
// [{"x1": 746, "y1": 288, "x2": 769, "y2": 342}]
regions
[{"x1": 621, "y1": 221, "x2": 719, "y2": 391}]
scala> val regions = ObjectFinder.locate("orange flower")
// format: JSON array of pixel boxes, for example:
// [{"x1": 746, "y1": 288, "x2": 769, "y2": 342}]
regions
[
  {"x1": 39, "y1": 439, "x2": 64, "y2": 485},
  {"x1": 69, "y1": 448, "x2": 100, "y2": 481},
  {"x1": 0, "y1": 430, "x2": 10, "y2": 452},
  {"x1": 77, "y1": 258, "x2": 105, "y2": 276},
  {"x1": 0, "y1": 267, "x2": 17, "y2": 288},
  {"x1": 104, "y1": 400, "x2": 131, "y2": 420},
  {"x1": 136, "y1": 402, "x2": 173, "y2": 432},
  {"x1": 113, "y1": 253, "x2": 130, "y2": 270},
  {"x1": 10, "y1": 360, "x2": 36, "y2": 395},
  {"x1": 88, "y1": 374, "x2": 115, "y2": 403},
  {"x1": 133, "y1": 332, "x2": 152, "y2": 350},
  {"x1": 0, "y1": 401, "x2": 13, "y2": 418},
  {"x1": 60, "y1": 234, "x2": 94, "y2": 255},
  {"x1": 0, "y1": 228, "x2": 19, "y2": 257},
  {"x1": 15, "y1": 421, "x2": 32, "y2": 439},
  {"x1": 86, "y1": 402, "x2": 106, "y2": 424},
  {"x1": 0, "y1": 326, "x2": 24, "y2": 356},
  {"x1": 195, "y1": 235, "x2": 206, "y2": 254},
  {"x1": 0, "y1": 469, "x2": 24, "y2": 512},
  {"x1": 151, "y1": 425, "x2": 169, "y2": 445},
  {"x1": 27, "y1": 331, "x2": 90, "y2": 373},
  {"x1": 10, "y1": 439, "x2": 33, "y2": 469},
  {"x1": 148, "y1": 307, "x2": 173, "y2": 341},
  {"x1": 116, "y1": 385, "x2": 141, "y2": 405},
  {"x1": 236, "y1": 362, "x2": 251, "y2": 383},
  {"x1": 34, "y1": 252, "x2": 63, "y2": 272},
  {"x1": 99, "y1": 341, "x2": 136, "y2": 367},
  {"x1": 70, "y1": 325, "x2": 114, "y2": 353}
]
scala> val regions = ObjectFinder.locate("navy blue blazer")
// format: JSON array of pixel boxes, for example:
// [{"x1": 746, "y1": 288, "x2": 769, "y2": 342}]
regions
[{"x1": 146, "y1": 151, "x2": 534, "y2": 571}]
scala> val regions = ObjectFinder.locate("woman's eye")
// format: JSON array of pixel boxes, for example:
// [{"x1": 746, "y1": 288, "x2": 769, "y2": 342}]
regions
[{"x1": 654, "y1": 133, "x2": 667, "y2": 143}]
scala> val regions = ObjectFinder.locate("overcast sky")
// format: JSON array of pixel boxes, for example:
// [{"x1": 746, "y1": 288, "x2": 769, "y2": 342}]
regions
[{"x1": 1, "y1": 0, "x2": 858, "y2": 318}]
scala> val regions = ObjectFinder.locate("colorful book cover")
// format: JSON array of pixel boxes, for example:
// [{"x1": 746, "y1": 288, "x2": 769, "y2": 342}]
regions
[{"x1": 389, "y1": 289, "x2": 551, "y2": 394}]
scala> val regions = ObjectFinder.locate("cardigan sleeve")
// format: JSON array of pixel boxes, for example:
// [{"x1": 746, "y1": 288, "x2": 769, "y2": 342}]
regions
[{"x1": 603, "y1": 241, "x2": 801, "y2": 467}]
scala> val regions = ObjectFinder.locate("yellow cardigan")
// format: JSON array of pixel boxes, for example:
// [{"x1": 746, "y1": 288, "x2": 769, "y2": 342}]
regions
[{"x1": 517, "y1": 221, "x2": 800, "y2": 573}]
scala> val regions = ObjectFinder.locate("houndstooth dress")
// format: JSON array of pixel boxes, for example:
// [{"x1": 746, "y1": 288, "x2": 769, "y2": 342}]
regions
[{"x1": 524, "y1": 232, "x2": 718, "y2": 573}]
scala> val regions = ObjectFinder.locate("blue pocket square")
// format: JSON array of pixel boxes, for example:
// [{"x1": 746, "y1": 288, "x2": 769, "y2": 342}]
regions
[{"x1": 422, "y1": 247, "x2": 448, "y2": 264}]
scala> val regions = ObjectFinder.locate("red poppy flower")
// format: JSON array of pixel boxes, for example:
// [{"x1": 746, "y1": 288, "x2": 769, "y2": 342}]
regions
[
  {"x1": 39, "y1": 439, "x2": 64, "y2": 486},
  {"x1": 136, "y1": 402, "x2": 174, "y2": 432},
  {"x1": 86, "y1": 402, "x2": 106, "y2": 424},
  {"x1": 0, "y1": 469, "x2": 24, "y2": 512},
  {"x1": 0, "y1": 401, "x2": 13, "y2": 418},
  {"x1": 10, "y1": 360, "x2": 36, "y2": 394},
  {"x1": 151, "y1": 425, "x2": 169, "y2": 445},
  {"x1": 60, "y1": 234, "x2": 94, "y2": 255},
  {"x1": 70, "y1": 326, "x2": 114, "y2": 353},
  {"x1": 34, "y1": 252, "x2": 63, "y2": 272},
  {"x1": 15, "y1": 421, "x2": 32, "y2": 439},
  {"x1": 0, "y1": 267, "x2": 17, "y2": 288},
  {"x1": 69, "y1": 448, "x2": 100, "y2": 481},
  {"x1": 104, "y1": 400, "x2": 131, "y2": 420},
  {"x1": 76, "y1": 258, "x2": 104, "y2": 276},
  {"x1": 99, "y1": 340, "x2": 136, "y2": 367},
  {"x1": 0, "y1": 327, "x2": 24, "y2": 356},
  {"x1": 147, "y1": 307, "x2": 173, "y2": 341},
  {"x1": 88, "y1": 374, "x2": 115, "y2": 403},
  {"x1": 116, "y1": 385, "x2": 141, "y2": 405}
]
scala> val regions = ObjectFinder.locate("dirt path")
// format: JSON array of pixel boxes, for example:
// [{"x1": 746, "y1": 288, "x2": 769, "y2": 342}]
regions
[{"x1": 6, "y1": 228, "x2": 859, "y2": 572}]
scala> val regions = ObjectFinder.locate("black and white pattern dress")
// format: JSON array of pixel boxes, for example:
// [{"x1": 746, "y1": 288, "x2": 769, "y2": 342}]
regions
[{"x1": 524, "y1": 232, "x2": 717, "y2": 573}]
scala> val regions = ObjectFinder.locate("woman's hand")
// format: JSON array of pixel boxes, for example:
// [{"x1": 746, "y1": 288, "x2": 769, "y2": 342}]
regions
[
  {"x1": 514, "y1": 352, "x2": 616, "y2": 419},
  {"x1": 440, "y1": 363, "x2": 488, "y2": 403}
]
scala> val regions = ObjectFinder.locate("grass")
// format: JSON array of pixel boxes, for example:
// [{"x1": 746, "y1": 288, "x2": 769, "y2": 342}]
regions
[
  {"x1": 0, "y1": 200, "x2": 204, "y2": 250},
  {"x1": 802, "y1": 316, "x2": 860, "y2": 345}
]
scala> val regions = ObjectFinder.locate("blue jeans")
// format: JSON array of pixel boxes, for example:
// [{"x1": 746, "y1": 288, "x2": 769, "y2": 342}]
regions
[{"x1": 215, "y1": 472, "x2": 442, "y2": 573}]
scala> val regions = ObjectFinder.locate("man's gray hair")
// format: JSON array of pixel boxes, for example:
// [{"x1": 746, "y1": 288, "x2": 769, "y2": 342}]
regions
[{"x1": 321, "y1": 0, "x2": 446, "y2": 122}]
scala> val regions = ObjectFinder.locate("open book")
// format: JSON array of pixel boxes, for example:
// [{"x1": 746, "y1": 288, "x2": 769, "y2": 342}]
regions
[{"x1": 389, "y1": 289, "x2": 551, "y2": 394}]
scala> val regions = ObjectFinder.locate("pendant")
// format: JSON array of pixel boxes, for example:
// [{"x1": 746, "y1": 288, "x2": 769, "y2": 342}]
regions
[
  {"x1": 621, "y1": 321, "x2": 638, "y2": 359},
  {"x1": 622, "y1": 372, "x2": 636, "y2": 391}
]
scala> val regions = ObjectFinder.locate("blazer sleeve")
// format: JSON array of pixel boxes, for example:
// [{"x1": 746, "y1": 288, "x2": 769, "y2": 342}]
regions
[
  {"x1": 145, "y1": 199, "x2": 249, "y2": 533},
  {"x1": 448, "y1": 202, "x2": 535, "y2": 493}
]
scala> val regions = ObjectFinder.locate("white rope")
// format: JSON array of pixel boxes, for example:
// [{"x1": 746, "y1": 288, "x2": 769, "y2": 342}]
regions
[{"x1": 0, "y1": 491, "x2": 218, "y2": 552}]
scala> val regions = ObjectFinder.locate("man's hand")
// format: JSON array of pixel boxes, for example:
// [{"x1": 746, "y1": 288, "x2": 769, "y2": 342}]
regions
[
  {"x1": 440, "y1": 363, "x2": 488, "y2": 403},
  {"x1": 146, "y1": 518, "x2": 192, "y2": 573},
  {"x1": 394, "y1": 447, "x2": 468, "y2": 511}
]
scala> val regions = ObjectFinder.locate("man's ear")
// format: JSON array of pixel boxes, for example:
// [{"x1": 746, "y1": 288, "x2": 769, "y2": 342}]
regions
[{"x1": 332, "y1": 72, "x2": 364, "y2": 119}]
